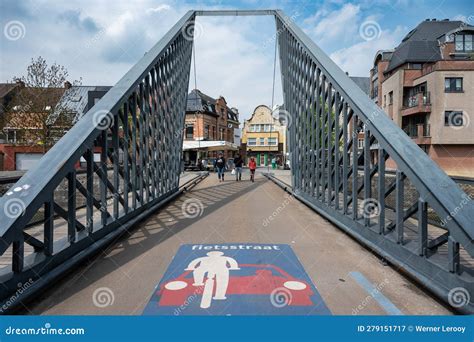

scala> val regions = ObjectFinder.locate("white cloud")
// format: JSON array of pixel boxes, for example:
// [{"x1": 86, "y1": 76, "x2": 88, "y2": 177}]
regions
[
  {"x1": 191, "y1": 16, "x2": 282, "y2": 117},
  {"x1": 0, "y1": 1, "x2": 282, "y2": 121},
  {"x1": 146, "y1": 4, "x2": 171, "y2": 13},
  {"x1": 303, "y1": 3, "x2": 407, "y2": 77},
  {"x1": 305, "y1": 3, "x2": 361, "y2": 46},
  {"x1": 330, "y1": 26, "x2": 406, "y2": 76}
]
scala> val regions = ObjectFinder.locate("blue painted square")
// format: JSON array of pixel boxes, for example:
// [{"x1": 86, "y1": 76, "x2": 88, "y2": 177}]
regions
[{"x1": 143, "y1": 243, "x2": 331, "y2": 315}]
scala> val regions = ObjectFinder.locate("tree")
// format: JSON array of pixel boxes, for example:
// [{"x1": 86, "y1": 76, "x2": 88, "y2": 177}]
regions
[{"x1": 5, "y1": 56, "x2": 81, "y2": 149}]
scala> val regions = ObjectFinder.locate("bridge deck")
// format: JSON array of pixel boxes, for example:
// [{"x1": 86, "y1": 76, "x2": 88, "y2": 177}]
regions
[{"x1": 23, "y1": 170, "x2": 451, "y2": 315}]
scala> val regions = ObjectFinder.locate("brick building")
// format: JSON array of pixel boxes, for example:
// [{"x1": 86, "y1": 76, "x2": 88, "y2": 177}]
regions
[
  {"x1": 0, "y1": 83, "x2": 110, "y2": 171},
  {"x1": 369, "y1": 19, "x2": 474, "y2": 177},
  {"x1": 183, "y1": 89, "x2": 240, "y2": 167}
]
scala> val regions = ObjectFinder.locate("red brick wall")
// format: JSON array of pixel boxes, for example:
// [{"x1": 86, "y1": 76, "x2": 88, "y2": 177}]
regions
[
  {"x1": 0, "y1": 144, "x2": 45, "y2": 171},
  {"x1": 429, "y1": 145, "x2": 474, "y2": 177}
]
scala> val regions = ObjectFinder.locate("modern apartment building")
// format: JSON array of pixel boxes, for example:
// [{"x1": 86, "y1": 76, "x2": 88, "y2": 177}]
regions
[{"x1": 370, "y1": 19, "x2": 474, "y2": 177}]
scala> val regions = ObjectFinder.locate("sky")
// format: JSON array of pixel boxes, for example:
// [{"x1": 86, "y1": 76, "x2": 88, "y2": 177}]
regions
[{"x1": 1, "y1": 0, "x2": 473, "y2": 120}]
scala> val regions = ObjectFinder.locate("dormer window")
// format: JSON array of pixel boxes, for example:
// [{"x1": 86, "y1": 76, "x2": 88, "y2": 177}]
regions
[{"x1": 454, "y1": 33, "x2": 473, "y2": 52}]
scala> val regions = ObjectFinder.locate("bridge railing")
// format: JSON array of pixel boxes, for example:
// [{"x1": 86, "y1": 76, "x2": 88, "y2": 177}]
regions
[
  {"x1": 0, "y1": 11, "x2": 196, "y2": 310},
  {"x1": 274, "y1": 10, "x2": 473, "y2": 313}
]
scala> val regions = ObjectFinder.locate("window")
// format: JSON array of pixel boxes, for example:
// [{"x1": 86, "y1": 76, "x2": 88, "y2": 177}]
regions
[
  {"x1": 455, "y1": 34, "x2": 473, "y2": 52},
  {"x1": 255, "y1": 125, "x2": 261, "y2": 132},
  {"x1": 407, "y1": 63, "x2": 422, "y2": 69},
  {"x1": 383, "y1": 95, "x2": 386, "y2": 107},
  {"x1": 445, "y1": 111, "x2": 463, "y2": 126},
  {"x1": 388, "y1": 91, "x2": 393, "y2": 105},
  {"x1": 6, "y1": 130, "x2": 16, "y2": 143},
  {"x1": 204, "y1": 125, "x2": 209, "y2": 139},
  {"x1": 219, "y1": 128, "x2": 225, "y2": 140},
  {"x1": 445, "y1": 78, "x2": 463, "y2": 92},
  {"x1": 259, "y1": 138, "x2": 265, "y2": 145},
  {"x1": 268, "y1": 137, "x2": 277, "y2": 145},
  {"x1": 402, "y1": 114, "x2": 427, "y2": 137},
  {"x1": 372, "y1": 80, "x2": 378, "y2": 99},
  {"x1": 264, "y1": 124, "x2": 272, "y2": 132},
  {"x1": 248, "y1": 138, "x2": 256, "y2": 146},
  {"x1": 249, "y1": 125, "x2": 255, "y2": 132},
  {"x1": 185, "y1": 124, "x2": 193, "y2": 139},
  {"x1": 455, "y1": 34, "x2": 463, "y2": 51},
  {"x1": 358, "y1": 138, "x2": 364, "y2": 149}
]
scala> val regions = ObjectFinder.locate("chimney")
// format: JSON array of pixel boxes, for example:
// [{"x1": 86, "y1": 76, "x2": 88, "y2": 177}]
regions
[
  {"x1": 64, "y1": 81, "x2": 72, "y2": 89},
  {"x1": 15, "y1": 78, "x2": 25, "y2": 87}
]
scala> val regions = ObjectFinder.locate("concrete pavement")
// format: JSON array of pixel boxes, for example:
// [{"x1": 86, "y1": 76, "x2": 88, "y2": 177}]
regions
[{"x1": 23, "y1": 170, "x2": 451, "y2": 315}]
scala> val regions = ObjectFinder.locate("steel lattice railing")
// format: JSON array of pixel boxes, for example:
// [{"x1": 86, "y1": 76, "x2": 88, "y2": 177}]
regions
[
  {"x1": 0, "y1": 11, "x2": 195, "y2": 310},
  {"x1": 0, "y1": 10, "x2": 472, "y2": 313},
  {"x1": 274, "y1": 10, "x2": 473, "y2": 313}
]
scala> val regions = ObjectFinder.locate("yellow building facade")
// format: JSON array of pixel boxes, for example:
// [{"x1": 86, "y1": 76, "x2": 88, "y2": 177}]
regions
[{"x1": 241, "y1": 105, "x2": 287, "y2": 167}]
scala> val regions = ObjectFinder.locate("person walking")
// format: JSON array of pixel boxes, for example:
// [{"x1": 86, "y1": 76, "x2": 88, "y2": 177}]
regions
[
  {"x1": 233, "y1": 153, "x2": 243, "y2": 181},
  {"x1": 249, "y1": 156, "x2": 257, "y2": 183},
  {"x1": 214, "y1": 152, "x2": 226, "y2": 182}
]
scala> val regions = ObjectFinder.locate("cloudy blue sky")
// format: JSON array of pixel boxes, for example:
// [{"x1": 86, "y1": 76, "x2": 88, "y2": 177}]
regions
[{"x1": 1, "y1": 0, "x2": 472, "y2": 119}]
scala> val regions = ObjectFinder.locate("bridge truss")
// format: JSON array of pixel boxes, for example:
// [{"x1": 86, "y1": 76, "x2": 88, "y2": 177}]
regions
[{"x1": 0, "y1": 10, "x2": 472, "y2": 313}]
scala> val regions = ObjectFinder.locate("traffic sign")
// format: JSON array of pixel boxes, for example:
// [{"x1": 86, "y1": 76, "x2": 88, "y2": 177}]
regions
[{"x1": 143, "y1": 244, "x2": 331, "y2": 315}]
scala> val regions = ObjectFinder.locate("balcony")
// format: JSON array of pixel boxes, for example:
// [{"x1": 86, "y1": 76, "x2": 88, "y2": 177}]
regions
[
  {"x1": 401, "y1": 92, "x2": 431, "y2": 116},
  {"x1": 403, "y1": 123, "x2": 431, "y2": 145}
]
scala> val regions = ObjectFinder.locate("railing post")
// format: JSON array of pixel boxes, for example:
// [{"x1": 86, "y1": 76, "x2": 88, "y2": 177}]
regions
[
  {"x1": 448, "y1": 236, "x2": 460, "y2": 274},
  {"x1": 44, "y1": 196, "x2": 54, "y2": 256},
  {"x1": 396, "y1": 170, "x2": 404, "y2": 244},
  {"x1": 377, "y1": 148, "x2": 385, "y2": 234},
  {"x1": 67, "y1": 170, "x2": 76, "y2": 243}
]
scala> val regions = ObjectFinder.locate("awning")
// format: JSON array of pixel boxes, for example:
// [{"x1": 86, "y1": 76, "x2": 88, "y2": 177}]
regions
[{"x1": 182, "y1": 140, "x2": 239, "y2": 151}]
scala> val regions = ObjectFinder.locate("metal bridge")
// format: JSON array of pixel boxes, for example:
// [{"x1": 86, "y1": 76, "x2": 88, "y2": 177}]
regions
[{"x1": 0, "y1": 10, "x2": 472, "y2": 314}]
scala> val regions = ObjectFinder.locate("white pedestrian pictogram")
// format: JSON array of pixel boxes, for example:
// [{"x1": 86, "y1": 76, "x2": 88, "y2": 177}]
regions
[{"x1": 185, "y1": 251, "x2": 239, "y2": 308}]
